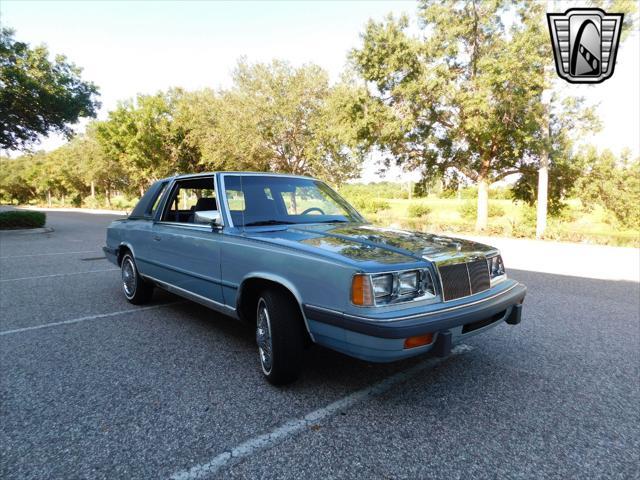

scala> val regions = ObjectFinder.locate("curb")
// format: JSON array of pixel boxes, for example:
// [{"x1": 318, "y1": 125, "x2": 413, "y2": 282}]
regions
[
  {"x1": 0, "y1": 227, "x2": 55, "y2": 235},
  {"x1": 18, "y1": 206, "x2": 128, "y2": 216}
]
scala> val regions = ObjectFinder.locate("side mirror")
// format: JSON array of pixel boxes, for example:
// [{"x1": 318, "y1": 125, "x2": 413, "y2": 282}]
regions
[{"x1": 194, "y1": 210, "x2": 222, "y2": 228}]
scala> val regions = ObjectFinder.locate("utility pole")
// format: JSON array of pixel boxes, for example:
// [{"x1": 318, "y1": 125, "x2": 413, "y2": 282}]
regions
[
  {"x1": 537, "y1": 0, "x2": 554, "y2": 239},
  {"x1": 537, "y1": 104, "x2": 550, "y2": 239}
]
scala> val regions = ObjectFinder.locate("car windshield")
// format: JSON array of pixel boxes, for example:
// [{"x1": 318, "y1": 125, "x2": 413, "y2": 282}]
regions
[{"x1": 222, "y1": 175, "x2": 365, "y2": 227}]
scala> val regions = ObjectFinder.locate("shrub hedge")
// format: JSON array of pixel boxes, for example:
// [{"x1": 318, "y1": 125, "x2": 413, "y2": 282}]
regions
[
  {"x1": 0, "y1": 211, "x2": 46, "y2": 229},
  {"x1": 407, "y1": 203, "x2": 432, "y2": 218}
]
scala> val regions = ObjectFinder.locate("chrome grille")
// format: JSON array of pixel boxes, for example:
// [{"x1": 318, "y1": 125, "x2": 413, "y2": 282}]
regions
[
  {"x1": 438, "y1": 259, "x2": 490, "y2": 301},
  {"x1": 467, "y1": 259, "x2": 490, "y2": 293}
]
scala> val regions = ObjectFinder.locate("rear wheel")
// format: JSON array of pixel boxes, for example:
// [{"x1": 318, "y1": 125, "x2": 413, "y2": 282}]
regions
[
  {"x1": 256, "y1": 289, "x2": 305, "y2": 385},
  {"x1": 121, "y1": 253, "x2": 153, "y2": 305}
]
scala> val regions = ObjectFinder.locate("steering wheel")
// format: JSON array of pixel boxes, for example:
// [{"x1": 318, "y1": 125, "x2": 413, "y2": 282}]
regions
[{"x1": 301, "y1": 207, "x2": 325, "y2": 215}]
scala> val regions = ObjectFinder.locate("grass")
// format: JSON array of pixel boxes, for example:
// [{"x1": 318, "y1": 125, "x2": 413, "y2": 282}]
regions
[
  {"x1": 360, "y1": 197, "x2": 639, "y2": 248},
  {"x1": 0, "y1": 211, "x2": 46, "y2": 230}
]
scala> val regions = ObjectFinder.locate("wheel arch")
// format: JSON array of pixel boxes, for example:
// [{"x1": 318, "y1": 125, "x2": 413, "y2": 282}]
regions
[
  {"x1": 116, "y1": 242, "x2": 136, "y2": 266},
  {"x1": 236, "y1": 273, "x2": 315, "y2": 343}
]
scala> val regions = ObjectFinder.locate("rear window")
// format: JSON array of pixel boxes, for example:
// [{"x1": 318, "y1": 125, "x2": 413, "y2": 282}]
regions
[
  {"x1": 129, "y1": 181, "x2": 169, "y2": 219},
  {"x1": 146, "y1": 182, "x2": 168, "y2": 218}
]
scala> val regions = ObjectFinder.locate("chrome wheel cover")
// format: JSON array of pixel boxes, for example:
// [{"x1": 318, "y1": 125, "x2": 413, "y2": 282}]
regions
[
  {"x1": 122, "y1": 257, "x2": 137, "y2": 299},
  {"x1": 256, "y1": 298, "x2": 273, "y2": 375}
]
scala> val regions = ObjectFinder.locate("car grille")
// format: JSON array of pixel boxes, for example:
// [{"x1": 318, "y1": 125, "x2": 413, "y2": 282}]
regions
[{"x1": 438, "y1": 259, "x2": 490, "y2": 301}]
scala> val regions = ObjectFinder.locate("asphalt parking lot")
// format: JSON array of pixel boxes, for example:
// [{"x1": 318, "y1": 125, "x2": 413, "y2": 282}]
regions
[{"x1": 1, "y1": 211, "x2": 638, "y2": 479}]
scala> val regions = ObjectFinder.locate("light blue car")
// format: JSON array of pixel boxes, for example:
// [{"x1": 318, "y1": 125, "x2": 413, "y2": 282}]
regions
[{"x1": 104, "y1": 172, "x2": 526, "y2": 384}]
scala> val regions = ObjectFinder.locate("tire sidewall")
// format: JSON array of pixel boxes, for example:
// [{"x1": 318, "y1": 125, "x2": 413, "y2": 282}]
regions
[
  {"x1": 121, "y1": 254, "x2": 138, "y2": 300},
  {"x1": 256, "y1": 297, "x2": 273, "y2": 376},
  {"x1": 256, "y1": 289, "x2": 305, "y2": 385}
]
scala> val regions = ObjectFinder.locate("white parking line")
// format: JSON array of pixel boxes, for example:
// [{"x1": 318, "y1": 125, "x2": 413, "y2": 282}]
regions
[
  {"x1": 0, "y1": 268, "x2": 119, "y2": 282},
  {"x1": 0, "y1": 250, "x2": 98, "y2": 259},
  {"x1": 170, "y1": 344, "x2": 474, "y2": 480},
  {"x1": 0, "y1": 303, "x2": 181, "y2": 336}
]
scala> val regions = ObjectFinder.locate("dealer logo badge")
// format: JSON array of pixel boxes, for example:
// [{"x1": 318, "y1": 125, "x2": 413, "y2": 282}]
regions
[{"x1": 547, "y1": 8, "x2": 623, "y2": 84}]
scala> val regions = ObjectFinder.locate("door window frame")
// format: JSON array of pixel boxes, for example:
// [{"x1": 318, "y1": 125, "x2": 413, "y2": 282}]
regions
[{"x1": 154, "y1": 175, "x2": 224, "y2": 230}]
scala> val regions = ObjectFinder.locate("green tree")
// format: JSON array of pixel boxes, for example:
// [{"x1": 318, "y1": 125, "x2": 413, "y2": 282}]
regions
[
  {"x1": 0, "y1": 28, "x2": 100, "y2": 150},
  {"x1": 191, "y1": 60, "x2": 368, "y2": 185},
  {"x1": 532, "y1": 0, "x2": 636, "y2": 237},
  {"x1": 95, "y1": 90, "x2": 199, "y2": 196},
  {"x1": 351, "y1": 1, "x2": 552, "y2": 231},
  {"x1": 512, "y1": 96, "x2": 601, "y2": 215},
  {"x1": 0, "y1": 155, "x2": 35, "y2": 203},
  {"x1": 575, "y1": 147, "x2": 640, "y2": 229}
]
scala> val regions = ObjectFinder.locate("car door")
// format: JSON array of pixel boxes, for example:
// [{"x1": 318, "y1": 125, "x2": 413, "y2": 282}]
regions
[{"x1": 145, "y1": 176, "x2": 224, "y2": 306}]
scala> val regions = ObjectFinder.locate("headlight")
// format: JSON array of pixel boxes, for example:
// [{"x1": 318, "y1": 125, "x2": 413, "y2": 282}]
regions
[
  {"x1": 372, "y1": 274, "x2": 394, "y2": 299},
  {"x1": 398, "y1": 270, "x2": 420, "y2": 295},
  {"x1": 488, "y1": 255, "x2": 506, "y2": 282},
  {"x1": 352, "y1": 269, "x2": 436, "y2": 306}
]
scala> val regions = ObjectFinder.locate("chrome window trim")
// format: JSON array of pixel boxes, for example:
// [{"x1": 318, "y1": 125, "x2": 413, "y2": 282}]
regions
[
  {"x1": 153, "y1": 221, "x2": 215, "y2": 231},
  {"x1": 218, "y1": 173, "x2": 235, "y2": 228},
  {"x1": 155, "y1": 175, "x2": 225, "y2": 228},
  {"x1": 218, "y1": 172, "x2": 365, "y2": 229}
]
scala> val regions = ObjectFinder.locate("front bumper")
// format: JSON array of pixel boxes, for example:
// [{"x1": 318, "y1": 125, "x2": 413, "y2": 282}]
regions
[{"x1": 304, "y1": 281, "x2": 526, "y2": 362}]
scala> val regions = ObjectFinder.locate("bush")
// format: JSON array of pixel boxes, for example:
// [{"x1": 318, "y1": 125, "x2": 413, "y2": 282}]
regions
[
  {"x1": 0, "y1": 210, "x2": 46, "y2": 229},
  {"x1": 83, "y1": 196, "x2": 101, "y2": 209},
  {"x1": 363, "y1": 199, "x2": 391, "y2": 214},
  {"x1": 111, "y1": 196, "x2": 138, "y2": 210},
  {"x1": 458, "y1": 201, "x2": 476, "y2": 219},
  {"x1": 348, "y1": 195, "x2": 390, "y2": 214},
  {"x1": 407, "y1": 203, "x2": 431, "y2": 218},
  {"x1": 458, "y1": 201, "x2": 504, "y2": 219}
]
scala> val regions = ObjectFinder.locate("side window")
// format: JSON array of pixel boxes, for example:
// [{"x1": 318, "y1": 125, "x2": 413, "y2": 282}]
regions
[{"x1": 161, "y1": 177, "x2": 218, "y2": 224}]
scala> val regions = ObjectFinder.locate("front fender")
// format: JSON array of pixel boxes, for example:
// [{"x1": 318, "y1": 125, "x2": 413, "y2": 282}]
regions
[{"x1": 236, "y1": 272, "x2": 314, "y2": 341}]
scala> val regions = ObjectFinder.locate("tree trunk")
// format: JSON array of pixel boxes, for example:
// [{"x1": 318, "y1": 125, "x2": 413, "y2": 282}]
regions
[
  {"x1": 61, "y1": 194, "x2": 66, "y2": 206},
  {"x1": 536, "y1": 152, "x2": 549, "y2": 239},
  {"x1": 181, "y1": 189, "x2": 189, "y2": 210},
  {"x1": 90, "y1": 181, "x2": 95, "y2": 198},
  {"x1": 475, "y1": 177, "x2": 488, "y2": 231},
  {"x1": 537, "y1": 63, "x2": 553, "y2": 239},
  {"x1": 47, "y1": 190, "x2": 52, "y2": 208},
  {"x1": 106, "y1": 185, "x2": 112, "y2": 207},
  {"x1": 140, "y1": 185, "x2": 145, "y2": 197}
]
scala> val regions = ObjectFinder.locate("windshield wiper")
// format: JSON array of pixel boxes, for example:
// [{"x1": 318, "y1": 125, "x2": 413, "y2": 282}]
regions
[
  {"x1": 316, "y1": 219, "x2": 350, "y2": 223},
  {"x1": 243, "y1": 220, "x2": 295, "y2": 227}
]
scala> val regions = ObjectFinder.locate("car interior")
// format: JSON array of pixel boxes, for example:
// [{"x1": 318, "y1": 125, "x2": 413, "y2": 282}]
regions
[{"x1": 161, "y1": 177, "x2": 218, "y2": 224}]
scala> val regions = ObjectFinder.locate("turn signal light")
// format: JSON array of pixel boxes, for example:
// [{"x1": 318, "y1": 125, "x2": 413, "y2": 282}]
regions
[
  {"x1": 404, "y1": 333, "x2": 434, "y2": 349},
  {"x1": 351, "y1": 274, "x2": 373, "y2": 306}
]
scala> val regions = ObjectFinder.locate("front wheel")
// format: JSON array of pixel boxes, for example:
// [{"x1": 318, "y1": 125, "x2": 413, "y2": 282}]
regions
[
  {"x1": 121, "y1": 253, "x2": 153, "y2": 305},
  {"x1": 256, "y1": 289, "x2": 305, "y2": 385}
]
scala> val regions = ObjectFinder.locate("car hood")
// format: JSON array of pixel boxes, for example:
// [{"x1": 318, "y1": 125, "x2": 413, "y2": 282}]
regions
[{"x1": 245, "y1": 224, "x2": 495, "y2": 268}]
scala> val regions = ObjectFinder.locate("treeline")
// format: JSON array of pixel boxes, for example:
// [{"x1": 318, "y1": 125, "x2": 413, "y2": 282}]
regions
[
  {"x1": 1, "y1": 0, "x2": 638, "y2": 232},
  {"x1": 1, "y1": 59, "x2": 373, "y2": 207}
]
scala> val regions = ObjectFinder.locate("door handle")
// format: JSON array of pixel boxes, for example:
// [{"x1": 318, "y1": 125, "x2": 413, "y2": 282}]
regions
[{"x1": 153, "y1": 236, "x2": 161, "y2": 241}]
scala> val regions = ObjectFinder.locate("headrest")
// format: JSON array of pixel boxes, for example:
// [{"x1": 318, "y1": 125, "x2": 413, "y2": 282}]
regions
[{"x1": 194, "y1": 197, "x2": 217, "y2": 211}]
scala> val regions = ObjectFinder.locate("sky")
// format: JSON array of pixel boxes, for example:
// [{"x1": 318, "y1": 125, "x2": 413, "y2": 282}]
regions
[{"x1": 1, "y1": 0, "x2": 639, "y2": 183}]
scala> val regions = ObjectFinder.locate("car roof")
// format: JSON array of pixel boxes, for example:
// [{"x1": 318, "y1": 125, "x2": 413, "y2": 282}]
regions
[{"x1": 158, "y1": 171, "x2": 315, "y2": 182}]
